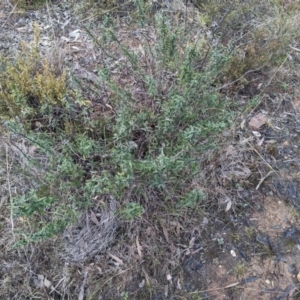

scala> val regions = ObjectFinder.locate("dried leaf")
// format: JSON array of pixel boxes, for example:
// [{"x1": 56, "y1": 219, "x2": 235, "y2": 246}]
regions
[
  {"x1": 225, "y1": 199, "x2": 232, "y2": 212},
  {"x1": 90, "y1": 210, "x2": 100, "y2": 226},
  {"x1": 189, "y1": 237, "x2": 195, "y2": 248},
  {"x1": 136, "y1": 237, "x2": 143, "y2": 258},
  {"x1": 249, "y1": 113, "x2": 268, "y2": 130},
  {"x1": 142, "y1": 266, "x2": 151, "y2": 285},
  {"x1": 176, "y1": 222, "x2": 183, "y2": 236},
  {"x1": 69, "y1": 29, "x2": 81, "y2": 40},
  {"x1": 240, "y1": 120, "x2": 246, "y2": 129},
  {"x1": 43, "y1": 278, "x2": 52, "y2": 288},
  {"x1": 257, "y1": 137, "x2": 265, "y2": 146},
  {"x1": 225, "y1": 282, "x2": 239, "y2": 288},
  {"x1": 177, "y1": 278, "x2": 182, "y2": 290},
  {"x1": 108, "y1": 253, "x2": 124, "y2": 265},
  {"x1": 252, "y1": 131, "x2": 261, "y2": 138},
  {"x1": 191, "y1": 248, "x2": 201, "y2": 255},
  {"x1": 257, "y1": 83, "x2": 263, "y2": 90},
  {"x1": 162, "y1": 225, "x2": 169, "y2": 243},
  {"x1": 265, "y1": 139, "x2": 277, "y2": 144}
]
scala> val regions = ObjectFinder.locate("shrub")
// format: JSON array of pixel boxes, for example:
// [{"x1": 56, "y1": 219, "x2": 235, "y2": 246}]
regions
[{"x1": 1, "y1": 7, "x2": 235, "y2": 244}]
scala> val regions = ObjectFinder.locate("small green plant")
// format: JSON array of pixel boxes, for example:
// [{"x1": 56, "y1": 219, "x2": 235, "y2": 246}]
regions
[
  {"x1": 191, "y1": 294, "x2": 204, "y2": 300},
  {"x1": 120, "y1": 203, "x2": 145, "y2": 220},
  {"x1": 11, "y1": 0, "x2": 47, "y2": 9},
  {"x1": 245, "y1": 227, "x2": 256, "y2": 240},
  {"x1": 233, "y1": 262, "x2": 248, "y2": 278},
  {"x1": 0, "y1": 24, "x2": 67, "y2": 125},
  {"x1": 0, "y1": 24, "x2": 105, "y2": 242},
  {"x1": 180, "y1": 189, "x2": 206, "y2": 208},
  {"x1": 121, "y1": 292, "x2": 130, "y2": 300},
  {"x1": 231, "y1": 232, "x2": 242, "y2": 242}
]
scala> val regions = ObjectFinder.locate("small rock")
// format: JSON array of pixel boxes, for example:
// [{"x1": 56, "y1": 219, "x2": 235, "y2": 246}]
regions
[
  {"x1": 297, "y1": 272, "x2": 300, "y2": 282},
  {"x1": 249, "y1": 113, "x2": 268, "y2": 130}
]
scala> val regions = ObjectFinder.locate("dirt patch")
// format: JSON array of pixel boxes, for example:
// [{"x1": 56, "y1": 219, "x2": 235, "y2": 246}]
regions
[
  {"x1": 239, "y1": 196, "x2": 300, "y2": 299},
  {"x1": 162, "y1": 193, "x2": 300, "y2": 300}
]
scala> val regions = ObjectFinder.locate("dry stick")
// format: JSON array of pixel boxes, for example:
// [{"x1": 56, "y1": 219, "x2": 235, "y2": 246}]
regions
[
  {"x1": 78, "y1": 269, "x2": 88, "y2": 300},
  {"x1": 215, "y1": 67, "x2": 265, "y2": 92},
  {"x1": 188, "y1": 284, "x2": 287, "y2": 295},
  {"x1": 6, "y1": 144, "x2": 15, "y2": 241},
  {"x1": 289, "y1": 45, "x2": 300, "y2": 52},
  {"x1": 256, "y1": 170, "x2": 275, "y2": 190}
]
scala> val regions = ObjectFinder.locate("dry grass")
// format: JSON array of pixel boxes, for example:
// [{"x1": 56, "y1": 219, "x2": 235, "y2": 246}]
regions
[{"x1": 63, "y1": 199, "x2": 118, "y2": 263}]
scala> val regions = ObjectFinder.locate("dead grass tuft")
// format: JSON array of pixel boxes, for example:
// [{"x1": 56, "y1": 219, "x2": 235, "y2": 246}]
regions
[{"x1": 63, "y1": 199, "x2": 118, "y2": 263}]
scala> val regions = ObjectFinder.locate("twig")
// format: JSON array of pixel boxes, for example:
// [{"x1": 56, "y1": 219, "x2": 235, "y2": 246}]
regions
[
  {"x1": 215, "y1": 67, "x2": 264, "y2": 92},
  {"x1": 6, "y1": 144, "x2": 15, "y2": 241},
  {"x1": 289, "y1": 45, "x2": 300, "y2": 52},
  {"x1": 256, "y1": 170, "x2": 274, "y2": 190},
  {"x1": 78, "y1": 269, "x2": 88, "y2": 300}
]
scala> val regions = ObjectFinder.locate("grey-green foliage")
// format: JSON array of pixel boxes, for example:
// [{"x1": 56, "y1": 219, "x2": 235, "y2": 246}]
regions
[
  {"x1": 90, "y1": 13, "x2": 232, "y2": 207},
  {"x1": 9, "y1": 8, "x2": 233, "y2": 244}
]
